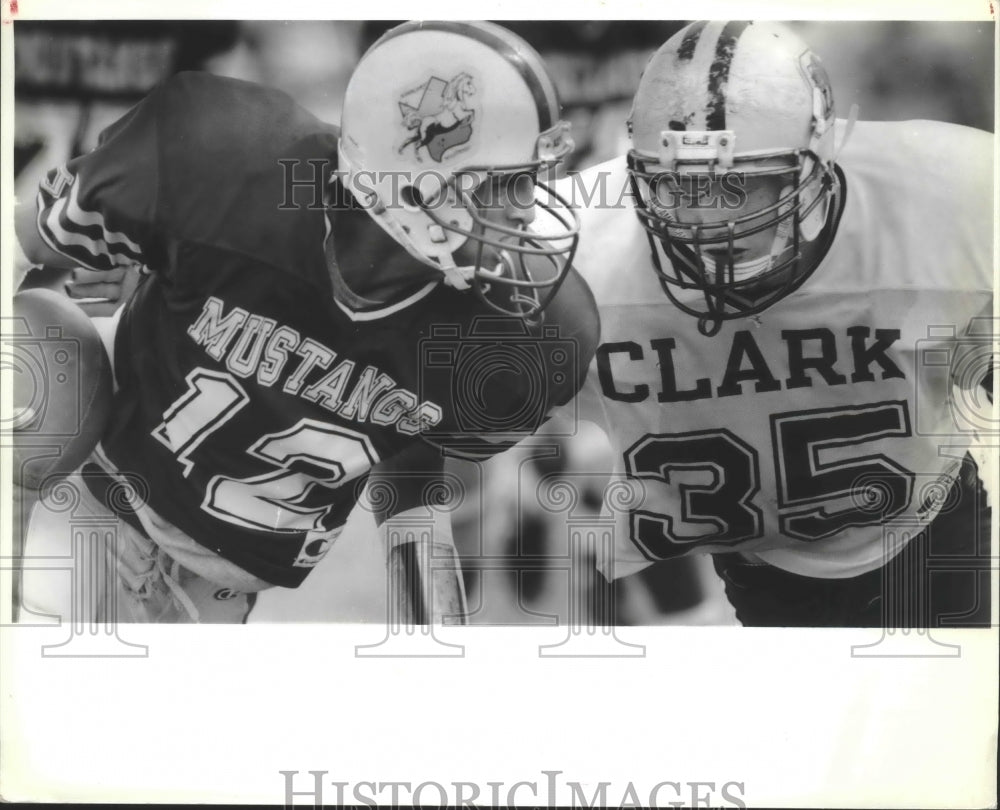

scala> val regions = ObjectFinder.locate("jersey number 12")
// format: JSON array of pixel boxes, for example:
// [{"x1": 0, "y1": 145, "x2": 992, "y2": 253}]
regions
[{"x1": 153, "y1": 368, "x2": 379, "y2": 533}]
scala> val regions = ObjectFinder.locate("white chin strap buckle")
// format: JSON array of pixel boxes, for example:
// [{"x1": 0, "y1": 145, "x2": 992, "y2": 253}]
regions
[
  {"x1": 439, "y1": 262, "x2": 474, "y2": 290},
  {"x1": 703, "y1": 251, "x2": 773, "y2": 282}
]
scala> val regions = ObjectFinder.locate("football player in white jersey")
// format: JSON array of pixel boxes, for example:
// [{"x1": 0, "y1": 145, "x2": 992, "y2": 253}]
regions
[{"x1": 553, "y1": 20, "x2": 994, "y2": 626}]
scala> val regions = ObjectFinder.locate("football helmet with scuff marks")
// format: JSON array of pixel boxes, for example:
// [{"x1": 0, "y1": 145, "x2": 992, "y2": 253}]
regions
[{"x1": 627, "y1": 20, "x2": 851, "y2": 335}]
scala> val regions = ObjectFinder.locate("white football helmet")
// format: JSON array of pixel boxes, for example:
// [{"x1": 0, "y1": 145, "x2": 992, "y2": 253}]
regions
[
  {"x1": 627, "y1": 21, "x2": 851, "y2": 334},
  {"x1": 338, "y1": 20, "x2": 580, "y2": 319}
]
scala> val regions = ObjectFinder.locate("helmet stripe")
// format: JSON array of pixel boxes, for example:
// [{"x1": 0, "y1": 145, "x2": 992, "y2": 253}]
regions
[
  {"x1": 705, "y1": 20, "x2": 751, "y2": 131},
  {"x1": 677, "y1": 20, "x2": 707, "y2": 61},
  {"x1": 372, "y1": 21, "x2": 559, "y2": 131}
]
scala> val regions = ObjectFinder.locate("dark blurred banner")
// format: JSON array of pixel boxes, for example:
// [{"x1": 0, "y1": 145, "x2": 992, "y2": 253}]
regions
[
  {"x1": 14, "y1": 22, "x2": 239, "y2": 192},
  {"x1": 13, "y1": 21, "x2": 239, "y2": 102}
]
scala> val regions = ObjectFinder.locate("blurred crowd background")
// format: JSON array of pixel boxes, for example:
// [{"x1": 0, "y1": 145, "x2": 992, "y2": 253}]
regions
[
  {"x1": 12, "y1": 20, "x2": 995, "y2": 623},
  {"x1": 15, "y1": 21, "x2": 994, "y2": 199}
]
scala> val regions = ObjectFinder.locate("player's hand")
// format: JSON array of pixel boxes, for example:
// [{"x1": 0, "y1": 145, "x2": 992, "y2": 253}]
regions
[{"x1": 64, "y1": 265, "x2": 142, "y2": 316}]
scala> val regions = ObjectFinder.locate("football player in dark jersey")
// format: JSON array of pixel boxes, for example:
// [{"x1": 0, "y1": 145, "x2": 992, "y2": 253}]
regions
[{"x1": 13, "y1": 20, "x2": 598, "y2": 623}]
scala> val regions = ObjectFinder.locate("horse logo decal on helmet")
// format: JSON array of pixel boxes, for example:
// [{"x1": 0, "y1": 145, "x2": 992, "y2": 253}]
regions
[{"x1": 397, "y1": 72, "x2": 477, "y2": 162}]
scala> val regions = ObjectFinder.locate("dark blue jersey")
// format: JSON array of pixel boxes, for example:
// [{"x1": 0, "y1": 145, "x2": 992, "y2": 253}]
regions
[{"x1": 33, "y1": 72, "x2": 596, "y2": 586}]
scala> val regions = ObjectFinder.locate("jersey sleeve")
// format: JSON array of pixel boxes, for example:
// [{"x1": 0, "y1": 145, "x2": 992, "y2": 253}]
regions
[
  {"x1": 904, "y1": 121, "x2": 994, "y2": 293},
  {"x1": 930, "y1": 124, "x2": 995, "y2": 392},
  {"x1": 950, "y1": 297, "x2": 997, "y2": 392},
  {"x1": 34, "y1": 86, "x2": 163, "y2": 273}
]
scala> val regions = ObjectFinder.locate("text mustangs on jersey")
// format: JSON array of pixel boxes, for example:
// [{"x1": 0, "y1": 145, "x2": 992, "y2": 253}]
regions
[{"x1": 187, "y1": 297, "x2": 442, "y2": 436}]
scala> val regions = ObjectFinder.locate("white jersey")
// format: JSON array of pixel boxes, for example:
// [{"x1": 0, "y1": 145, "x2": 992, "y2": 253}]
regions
[{"x1": 554, "y1": 120, "x2": 994, "y2": 579}]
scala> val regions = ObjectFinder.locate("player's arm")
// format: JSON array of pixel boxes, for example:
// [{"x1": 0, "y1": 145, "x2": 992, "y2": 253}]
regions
[
  {"x1": 15, "y1": 210, "x2": 142, "y2": 314},
  {"x1": 368, "y1": 440, "x2": 468, "y2": 625},
  {"x1": 15, "y1": 85, "x2": 163, "y2": 300},
  {"x1": 14, "y1": 201, "x2": 75, "y2": 281}
]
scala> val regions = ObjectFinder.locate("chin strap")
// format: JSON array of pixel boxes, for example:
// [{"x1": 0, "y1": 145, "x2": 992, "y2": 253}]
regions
[
  {"x1": 700, "y1": 201, "x2": 795, "y2": 283},
  {"x1": 368, "y1": 199, "x2": 477, "y2": 291},
  {"x1": 351, "y1": 183, "x2": 477, "y2": 291},
  {"x1": 436, "y1": 257, "x2": 475, "y2": 291},
  {"x1": 339, "y1": 146, "x2": 475, "y2": 291},
  {"x1": 835, "y1": 104, "x2": 860, "y2": 160}
]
